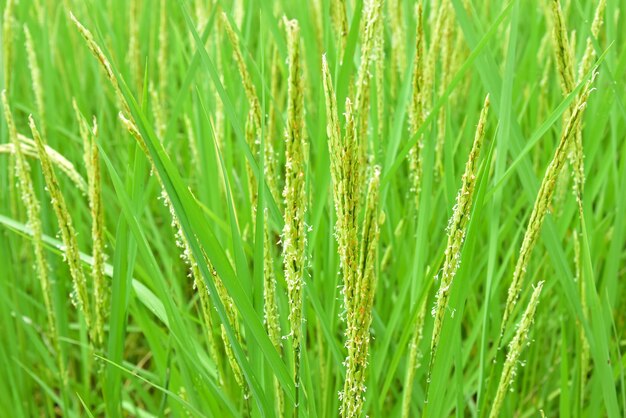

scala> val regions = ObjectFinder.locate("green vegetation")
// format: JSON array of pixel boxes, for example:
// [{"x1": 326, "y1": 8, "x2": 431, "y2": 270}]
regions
[{"x1": 1, "y1": 0, "x2": 624, "y2": 417}]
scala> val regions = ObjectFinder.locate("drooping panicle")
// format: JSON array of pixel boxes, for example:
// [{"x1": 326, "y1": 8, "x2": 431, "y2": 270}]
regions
[{"x1": 501, "y1": 73, "x2": 597, "y2": 336}]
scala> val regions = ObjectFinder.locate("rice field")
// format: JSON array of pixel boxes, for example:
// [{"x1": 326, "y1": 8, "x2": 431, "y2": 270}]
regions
[{"x1": 1, "y1": 0, "x2": 625, "y2": 417}]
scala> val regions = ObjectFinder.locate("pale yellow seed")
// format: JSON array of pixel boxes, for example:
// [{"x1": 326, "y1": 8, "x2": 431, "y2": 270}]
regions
[{"x1": 24, "y1": 26, "x2": 46, "y2": 137}]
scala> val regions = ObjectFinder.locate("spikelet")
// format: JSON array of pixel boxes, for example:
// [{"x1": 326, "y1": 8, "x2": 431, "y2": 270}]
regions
[
  {"x1": 2, "y1": 0, "x2": 14, "y2": 89},
  {"x1": 323, "y1": 56, "x2": 350, "y2": 268},
  {"x1": 449, "y1": 0, "x2": 471, "y2": 106},
  {"x1": 222, "y1": 12, "x2": 265, "y2": 216},
  {"x1": 423, "y1": 2, "x2": 446, "y2": 115},
  {"x1": 183, "y1": 116, "x2": 201, "y2": 173},
  {"x1": 70, "y1": 12, "x2": 130, "y2": 116},
  {"x1": 338, "y1": 98, "x2": 361, "y2": 316},
  {"x1": 341, "y1": 167, "x2": 381, "y2": 418},
  {"x1": 401, "y1": 298, "x2": 427, "y2": 418},
  {"x1": 2, "y1": 91, "x2": 56, "y2": 341},
  {"x1": 3, "y1": 0, "x2": 16, "y2": 216},
  {"x1": 30, "y1": 115, "x2": 93, "y2": 338},
  {"x1": 24, "y1": 26, "x2": 46, "y2": 137},
  {"x1": 354, "y1": 0, "x2": 383, "y2": 130},
  {"x1": 310, "y1": 0, "x2": 324, "y2": 51},
  {"x1": 429, "y1": 95, "x2": 490, "y2": 366},
  {"x1": 408, "y1": 1, "x2": 425, "y2": 210},
  {"x1": 434, "y1": 0, "x2": 454, "y2": 176},
  {"x1": 323, "y1": 57, "x2": 364, "y2": 330},
  {"x1": 214, "y1": 24, "x2": 226, "y2": 154},
  {"x1": 322, "y1": 56, "x2": 342, "y2": 188},
  {"x1": 323, "y1": 52, "x2": 381, "y2": 417},
  {"x1": 500, "y1": 73, "x2": 597, "y2": 336},
  {"x1": 263, "y1": 43, "x2": 284, "y2": 418},
  {"x1": 551, "y1": 0, "x2": 575, "y2": 95},
  {"x1": 573, "y1": 232, "x2": 590, "y2": 406},
  {"x1": 2, "y1": 91, "x2": 68, "y2": 388},
  {"x1": 282, "y1": 18, "x2": 307, "y2": 405},
  {"x1": 354, "y1": 0, "x2": 382, "y2": 118},
  {"x1": 263, "y1": 216, "x2": 284, "y2": 414},
  {"x1": 119, "y1": 112, "x2": 238, "y2": 388},
  {"x1": 149, "y1": 82, "x2": 166, "y2": 141},
  {"x1": 401, "y1": 9, "x2": 428, "y2": 414},
  {"x1": 571, "y1": 0, "x2": 606, "y2": 209},
  {"x1": 550, "y1": 0, "x2": 585, "y2": 209},
  {"x1": 213, "y1": 265, "x2": 245, "y2": 390},
  {"x1": 199, "y1": 284, "x2": 224, "y2": 385},
  {"x1": 221, "y1": 13, "x2": 261, "y2": 126},
  {"x1": 489, "y1": 281, "x2": 544, "y2": 418},
  {"x1": 331, "y1": 0, "x2": 349, "y2": 63},
  {"x1": 221, "y1": 323, "x2": 244, "y2": 388},
  {"x1": 72, "y1": 100, "x2": 92, "y2": 173},
  {"x1": 9, "y1": 134, "x2": 88, "y2": 193},
  {"x1": 73, "y1": 104, "x2": 108, "y2": 346},
  {"x1": 323, "y1": 56, "x2": 359, "y2": 318},
  {"x1": 87, "y1": 118, "x2": 107, "y2": 347},
  {"x1": 578, "y1": 0, "x2": 606, "y2": 82},
  {"x1": 388, "y1": 0, "x2": 406, "y2": 92},
  {"x1": 211, "y1": 257, "x2": 246, "y2": 392},
  {"x1": 118, "y1": 113, "x2": 149, "y2": 155},
  {"x1": 374, "y1": 11, "x2": 385, "y2": 140},
  {"x1": 265, "y1": 44, "x2": 282, "y2": 205}
]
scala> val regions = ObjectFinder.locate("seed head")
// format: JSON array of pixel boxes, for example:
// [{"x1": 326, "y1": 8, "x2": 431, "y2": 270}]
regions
[
  {"x1": 501, "y1": 74, "x2": 597, "y2": 335},
  {"x1": 30, "y1": 115, "x2": 93, "y2": 338},
  {"x1": 490, "y1": 281, "x2": 544, "y2": 418},
  {"x1": 430, "y1": 95, "x2": 490, "y2": 364}
]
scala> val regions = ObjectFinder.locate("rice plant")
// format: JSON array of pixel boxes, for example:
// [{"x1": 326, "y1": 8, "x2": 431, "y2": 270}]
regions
[{"x1": 1, "y1": 1, "x2": 624, "y2": 417}]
